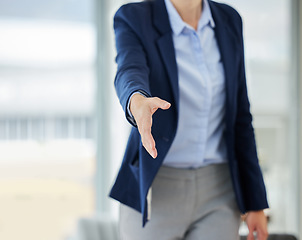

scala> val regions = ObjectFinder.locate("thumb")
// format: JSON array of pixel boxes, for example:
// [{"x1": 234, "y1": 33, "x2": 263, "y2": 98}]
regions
[
  {"x1": 247, "y1": 223, "x2": 255, "y2": 240},
  {"x1": 247, "y1": 231, "x2": 254, "y2": 240},
  {"x1": 150, "y1": 97, "x2": 171, "y2": 112}
]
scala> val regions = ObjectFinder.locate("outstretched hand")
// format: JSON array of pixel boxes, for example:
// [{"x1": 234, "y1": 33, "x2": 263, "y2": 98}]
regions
[
  {"x1": 129, "y1": 93, "x2": 171, "y2": 158},
  {"x1": 245, "y1": 210, "x2": 268, "y2": 240}
]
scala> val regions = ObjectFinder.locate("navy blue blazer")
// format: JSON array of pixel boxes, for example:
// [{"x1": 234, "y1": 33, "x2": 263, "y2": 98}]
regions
[{"x1": 109, "y1": 0, "x2": 269, "y2": 226}]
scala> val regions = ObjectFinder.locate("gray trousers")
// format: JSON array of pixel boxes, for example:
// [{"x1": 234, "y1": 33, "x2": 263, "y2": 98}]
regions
[{"x1": 119, "y1": 163, "x2": 241, "y2": 240}]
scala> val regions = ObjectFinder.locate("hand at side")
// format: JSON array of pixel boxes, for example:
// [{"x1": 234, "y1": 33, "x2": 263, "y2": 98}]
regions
[
  {"x1": 130, "y1": 93, "x2": 171, "y2": 158},
  {"x1": 245, "y1": 210, "x2": 268, "y2": 240}
]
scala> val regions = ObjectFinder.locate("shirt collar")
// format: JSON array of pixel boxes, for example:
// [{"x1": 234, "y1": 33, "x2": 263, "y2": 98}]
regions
[{"x1": 164, "y1": 0, "x2": 215, "y2": 35}]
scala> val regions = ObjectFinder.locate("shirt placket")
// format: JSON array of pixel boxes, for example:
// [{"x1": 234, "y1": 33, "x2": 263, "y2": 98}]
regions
[{"x1": 191, "y1": 29, "x2": 213, "y2": 166}]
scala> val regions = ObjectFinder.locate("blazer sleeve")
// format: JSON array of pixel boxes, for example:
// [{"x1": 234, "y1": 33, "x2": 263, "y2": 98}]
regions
[
  {"x1": 234, "y1": 16, "x2": 269, "y2": 211},
  {"x1": 113, "y1": 5, "x2": 152, "y2": 127}
]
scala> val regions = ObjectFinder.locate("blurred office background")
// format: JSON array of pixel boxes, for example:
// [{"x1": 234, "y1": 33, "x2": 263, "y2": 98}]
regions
[{"x1": 0, "y1": 0, "x2": 301, "y2": 239}]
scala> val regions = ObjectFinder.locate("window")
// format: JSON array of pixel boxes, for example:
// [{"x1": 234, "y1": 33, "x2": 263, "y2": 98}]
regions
[{"x1": 0, "y1": 0, "x2": 96, "y2": 239}]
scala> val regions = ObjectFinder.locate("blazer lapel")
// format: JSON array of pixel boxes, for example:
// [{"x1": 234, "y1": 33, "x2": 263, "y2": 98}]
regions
[
  {"x1": 152, "y1": 0, "x2": 179, "y2": 112},
  {"x1": 151, "y1": 0, "x2": 239, "y2": 119},
  {"x1": 209, "y1": 1, "x2": 239, "y2": 120}
]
